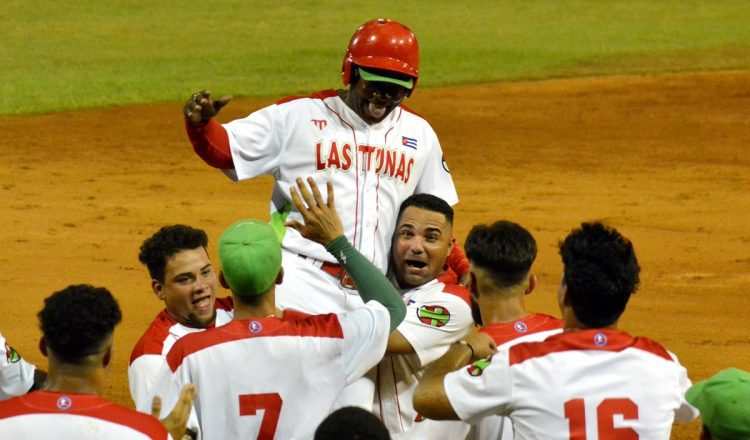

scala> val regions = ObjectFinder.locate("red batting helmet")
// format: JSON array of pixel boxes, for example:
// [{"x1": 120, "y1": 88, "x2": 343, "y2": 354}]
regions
[{"x1": 342, "y1": 19, "x2": 420, "y2": 93}]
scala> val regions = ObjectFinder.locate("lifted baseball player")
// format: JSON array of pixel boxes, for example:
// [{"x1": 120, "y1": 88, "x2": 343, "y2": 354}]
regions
[
  {"x1": 0, "y1": 332, "x2": 45, "y2": 400},
  {"x1": 413, "y1": 222, "x2": 699, "y2": 439},
  {"x1": 372, "y1": 193, "x2": 473, "y2": 438},
  {"x1": 0, "y1": 284, "x2": 195, "y2": 439},
  {"x1": 130, "y1": 225, "x2": 234, "y2": 411},
  {"x1": 149, "y1": 178, "x2": 407, "y2": 440},
  {"x1": 182, "y1": 18, "x2": 460, "y2": 315}
]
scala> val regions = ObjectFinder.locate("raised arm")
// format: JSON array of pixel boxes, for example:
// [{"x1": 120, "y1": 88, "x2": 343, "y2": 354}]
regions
[
  {"x1": 287, "y1": 177, "x2": 406, "y2": 331},
  {"x1": 182, "y1": 90, "x2": 235, "y2": 169}
]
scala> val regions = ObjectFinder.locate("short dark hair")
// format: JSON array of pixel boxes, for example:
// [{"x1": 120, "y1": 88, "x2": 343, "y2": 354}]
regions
[
  {"x1": 38, "y1": 284, "x2": 122, "y2": 364},
  {"x1": 397, "y1": 193, "x2": 453, "y2": 225},
  {"x1": 559, "y1": 222, "x2": 640, "y2": 327},
  {"x1": 139, "y1": 225, "x2": 209, "y2": 282},
  {"x1": 314, "y1": 406, "x2": 390, "y2": 440},
  {"x1": 465, "y1": 220, "x2": 537, "y2": 288}
]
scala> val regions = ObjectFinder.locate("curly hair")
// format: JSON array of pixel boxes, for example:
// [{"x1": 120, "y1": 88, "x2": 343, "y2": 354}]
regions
[
  {"x1": 397, "y1": 193, "x2": 453, "y2": 225},
  {"x1": 559, "y1": 222, "x2": 640, "y2": 327},
  {"x1": 38, "y1": 284, "x2": 122, "y2": 364},
  {"x1": 139, "y1": 225, "x2": 209, "y2": 282},
  {"x1": 465, "y1": 220, "x2": 537, "y2": 289}
]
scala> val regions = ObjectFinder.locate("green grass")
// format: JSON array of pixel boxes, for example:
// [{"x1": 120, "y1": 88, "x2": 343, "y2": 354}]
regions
[{"x1": 2, "y1": 0, "x2": 749, "y2": 115}]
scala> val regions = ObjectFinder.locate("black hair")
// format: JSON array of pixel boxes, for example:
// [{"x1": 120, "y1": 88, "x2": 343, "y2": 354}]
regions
[
  {"x1": 38, "y1": 284, "x2": 122, "y2": 364},
  {"x1": 465, "y1": 220, "x2": 537, "y2": 289},
  {"x1": 139, "y1": 225, "x2": 208, "y2": 282},
  {"x1": 314, "y1": 406, "x2": 390, "y2": 440},
  {"x1": 397, "y1": 193, "x2": 453, "y2": 225},
  {"x1": 559, "y1": 222, "x2": 640, "y2": 327}
]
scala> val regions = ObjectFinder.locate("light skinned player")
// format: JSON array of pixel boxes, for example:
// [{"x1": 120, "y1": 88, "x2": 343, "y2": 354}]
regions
[
  {"x1": 181, "y1": 18, "x2": 462, "y2": 315},
  {"x1": 0, "y1": 284, "x2": 195, "y2": 439},
  {"x1": 370, "y1": 193, "x2": 474, "y2": 438},
  {"x1": 463, "y1": 220, "x2": 563, "y2": 439},
  {"x1": 413, "y1": 222, "x2": 699, "y2": 439},
  {"x1": 149, "y1": 178, "x2": 406, "y2": 439},
  {"x1": 130, "y1": 225, "x2": 234, "y2": 412}
]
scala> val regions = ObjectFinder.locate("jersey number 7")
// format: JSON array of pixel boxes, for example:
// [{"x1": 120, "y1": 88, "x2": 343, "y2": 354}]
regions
[
  {"x1": 239, "y1": 393, "x2": 283, "y2": 440},
  {"x1": 564, "y1": 397, "x2": 638, "y2": 439}
]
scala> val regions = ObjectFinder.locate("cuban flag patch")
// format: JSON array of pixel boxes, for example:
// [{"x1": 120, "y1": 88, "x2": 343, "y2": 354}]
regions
[{"x1": 402, "y1": 136, "x2": 418, "y2": 150}]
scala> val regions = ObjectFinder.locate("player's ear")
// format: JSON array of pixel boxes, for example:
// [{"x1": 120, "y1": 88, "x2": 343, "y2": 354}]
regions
[
  {"x1": 469, "y1": 270, "x2": 479, "y2": 298},
  {"x1": 102, "y1": 346, "x2": 112, "y2": 369},
  {"x1": 219, "y1": 271, "x2": 230, "y2": 289},
  {"x1": 38, "y1": 337, "x2": 48, "y2": 357},
  {"x1": 151, "y1": 279, "x2": 165, "y2": 300},
  {"x1": 275, "y1": 267, "x2": 284, "y2": 285},
  {"x1": 525, "y1": 274, "x2": 537, "y2": 295}
]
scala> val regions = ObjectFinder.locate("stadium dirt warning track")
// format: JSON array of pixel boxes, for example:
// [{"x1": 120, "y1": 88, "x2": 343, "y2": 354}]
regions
[{"x1": 2, "y1": 71, "x2": 749, "y2": 438}]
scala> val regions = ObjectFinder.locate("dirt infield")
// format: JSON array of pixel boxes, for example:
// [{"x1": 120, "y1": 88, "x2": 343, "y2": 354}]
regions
[{"x1": 2, "y1": 71, "x2": 748, "y2": 438}]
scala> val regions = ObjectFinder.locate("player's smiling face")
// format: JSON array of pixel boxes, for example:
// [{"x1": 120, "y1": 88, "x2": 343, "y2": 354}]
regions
[
  {"x1": 392, "y1": 206, "x2": 453, "y2": 289},
  {"x1": 152, "y1": 247, "x2": 219, "y2": 328},
  {"x1": 346, "y1": 74, "x2": 407, "y2": 124}
]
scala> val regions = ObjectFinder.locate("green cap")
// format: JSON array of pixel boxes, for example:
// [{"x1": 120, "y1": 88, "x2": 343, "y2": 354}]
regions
[
  {"x1": 358, "y1": 67, "x2": 414, "y2": 89},
  {"x1": 218, "y1": 219, "x2": 281, "y2": 298},
  {"x1": 686, "y1": 368, "x2": 750, "y2": 439}
]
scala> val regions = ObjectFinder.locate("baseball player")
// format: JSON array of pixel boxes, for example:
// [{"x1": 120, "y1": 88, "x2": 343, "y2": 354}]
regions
[
  {"x1": 371, "y1": 193, "x2": 474, "y2": 438},
  {"x1": 149, "y1": 179, "x2": 407, "y2": 439},
  {"x1": 686, "y1": 368, "x2": 750, "y2": 439},
  {"x1": 182, "y1": 18, "x2": 460, "y2": 316},
  {"x1": 0, "y1": 284, "x2": 195, "y2": 439},
  {"x1": 129, "y1": 225, "x2": 234, "y2": 412},
  {"x1": 0, "y1": 332, "x2": 42, "y2": 400},
  {"x1": 414, "y1": 222, "x2": 699, "y2": 439},
  {"x1": 462, "y1": 220, "x2": 563, "y2": 439}
]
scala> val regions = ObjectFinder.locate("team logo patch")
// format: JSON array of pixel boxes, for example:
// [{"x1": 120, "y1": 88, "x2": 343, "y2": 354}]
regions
[
  {"x1": 5, "y1": 343, "x2": 21, "y2": 363},
  {"x1": 311, "y1": 119, "x2": 327, "y2": 130},
  {"x1": 417, "y1": 305, "x2": 451, "y2": 328},
  {"x1": 57, "y1": 396, "x2": 73, "y2": 410},
  {"x1": 402, "y1": 136, "x2": 418, "y2": 150},
  {"x1": 467, "y1": 359, "x2": 491, "y2": 377},
  {"x1": 514, "y1": 321, "x2": 528, "y2": 333},
  {"x1": 441, "y1": 156, "x2": 451, "y2": 173},
  {"x1": 594, "y1": 332, "x2": 608, "y2": 346},
  {"x1": 249, "y1": 321, "x2": 263, "y2": 334}
]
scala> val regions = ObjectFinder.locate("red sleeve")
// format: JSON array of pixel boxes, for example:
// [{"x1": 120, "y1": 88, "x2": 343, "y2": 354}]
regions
[
  {"x1": 446, "y1": 242, "x2": 470, "y2": 278},
  {"x1": 185, "y1": 118, "x2": 234, "y2": 169}
]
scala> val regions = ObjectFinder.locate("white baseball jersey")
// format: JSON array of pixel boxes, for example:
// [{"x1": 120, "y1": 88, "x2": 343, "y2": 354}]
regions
[
  {"x1": 445, "y1": 328, "x2": 699, "y2": 440},
  {"x1": 468, "y1": 313, "x2": 564, "y2": 440},
  {"x1": 221, "y1": 90, "x2": 457, "y2": 313},
  {"x1": 0, "y1": 390, "x2": 170, "y2": 439},
  {"x1": 151, "y1": 302, "x2": 391, "y2": 440},
  {"x1": 129, "y1": 297, "x2": 233, "y2": 411},
  {"x1": 0, "y1": 332, "x2": 35, "y2": 400},
  {"x1": 373, "y1": 279, "x2": 473, "y2": 438}
]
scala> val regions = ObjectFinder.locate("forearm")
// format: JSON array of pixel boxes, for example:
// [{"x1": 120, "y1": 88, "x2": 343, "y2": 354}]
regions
[
  {"x1": 325, "y1": 236, "x2": 406, "y2": 331},
  {"x1": 185, "y1": 118, "x2": 234, "y2": 169},
  {"x1": 413, "y1": 342, "x2": 471, "y2": 420}
]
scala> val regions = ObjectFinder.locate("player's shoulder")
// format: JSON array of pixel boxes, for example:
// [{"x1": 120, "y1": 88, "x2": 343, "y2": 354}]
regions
[
  {"x1": 434, "y1": 282, "x2": 472, "y2": 307},
  {"x1": 129, "y1": 310, "x2": 173, "y2": 363}
]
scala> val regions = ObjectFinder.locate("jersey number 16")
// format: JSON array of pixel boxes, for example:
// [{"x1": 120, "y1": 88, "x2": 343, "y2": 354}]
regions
[{"x1": 564, "y1": 397, "x2": 638, "y2": 439}]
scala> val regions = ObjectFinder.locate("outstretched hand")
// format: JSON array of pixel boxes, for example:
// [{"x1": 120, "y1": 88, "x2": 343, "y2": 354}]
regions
[
  {"x1": 183, "y1": 90, "x2": 233, "y2": 125},
  {"x1": 152, "y1": 384, "x2": 197, "y2": 440},
  {"x1": 286, "y1": 177, "x2": 344, "y2": 246}
]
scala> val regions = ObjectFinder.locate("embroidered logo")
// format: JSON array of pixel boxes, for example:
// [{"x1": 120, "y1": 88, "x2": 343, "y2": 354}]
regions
[
  {"x1": 514, "y1": 321, "x2": 528, "y2": 333},
  {"x1": 5, "y1": 343, "x2": 21, "y2": 363},
  {"x1": 417, "y1": 305, "x2": 451, "y2": 328},
  {"x1": 594, "y1": 332, "x2": 608, "y2": 347},
  {"x1": 467, "y1": 358, "x2": 491, "y2": 377},
  {"x1": 402, "y1": 136, "x2": 418, "y2": 150},
  {"x1": 249, "y1": 321, "x2": 263, "y2": 334},
  {"x1": 311, "y1": 119, "x2": 327, "y2": 130},
  {"x1": 57, "y1": 396, "x2": 73, "y2": 410}
]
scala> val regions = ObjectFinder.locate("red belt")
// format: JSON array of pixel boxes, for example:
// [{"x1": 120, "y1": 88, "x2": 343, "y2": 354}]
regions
[{"x1": 299, "y1": 255, "x2": 356, "y2": 289}]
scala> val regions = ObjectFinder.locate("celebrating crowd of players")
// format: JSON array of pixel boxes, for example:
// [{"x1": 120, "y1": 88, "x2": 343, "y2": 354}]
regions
[{"x1": 0, "y1": 17, "x2": 746, "y2": 440}]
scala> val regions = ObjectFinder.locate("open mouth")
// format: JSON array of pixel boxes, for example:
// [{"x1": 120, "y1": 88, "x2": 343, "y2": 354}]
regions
[
  {"x1": 365, "y1": 101, "x2": 387, "y2": 120},
  {"x1": 192, "y1": 295, "x2": 212, "y2": 312},
  {"x1": 405, "y1": 259, "x2": 427, "y2": 269}
]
